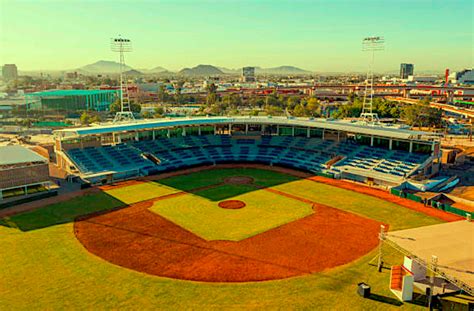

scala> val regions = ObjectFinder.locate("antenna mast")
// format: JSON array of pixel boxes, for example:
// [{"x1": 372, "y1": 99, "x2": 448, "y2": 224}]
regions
[
  {"x1": 111, "y1": 36, "x2": 135, "y2": 122},
  {"x1": 361, "y1": 36, "x2": 384, "y2": 124}
]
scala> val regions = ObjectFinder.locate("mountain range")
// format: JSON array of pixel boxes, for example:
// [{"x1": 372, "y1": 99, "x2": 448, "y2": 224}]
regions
[{"x1": 77, "y1": 60, "x2": 312, "y2": 75}]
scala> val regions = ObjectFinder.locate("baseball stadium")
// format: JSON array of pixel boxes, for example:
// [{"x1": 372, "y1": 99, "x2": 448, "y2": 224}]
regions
[{"x1": 1, "y1": 116, "x2": 472, "y2": 310}]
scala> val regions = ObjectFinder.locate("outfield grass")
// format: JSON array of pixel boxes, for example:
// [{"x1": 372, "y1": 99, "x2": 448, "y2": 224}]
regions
[
  {"x1": 150, "y1": 184, "x2": 313, "y2": 241},
  {"x1": 0, "y1": 168, "x2": 442, "y2": 310},
  {"x1": 272, "y1": 179, "x2": 442, "y2": 231},
  {"x1": 156, "y1": 167, "x2": 299, "y2": 191},
  {"x1": 0, "y1": 193, "x2": 124, "y2": 231}
]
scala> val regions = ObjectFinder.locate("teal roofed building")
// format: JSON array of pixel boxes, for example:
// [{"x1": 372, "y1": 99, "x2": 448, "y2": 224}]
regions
[{"x1": 25, "y1": 89, "x2": 118, "y2": 112}]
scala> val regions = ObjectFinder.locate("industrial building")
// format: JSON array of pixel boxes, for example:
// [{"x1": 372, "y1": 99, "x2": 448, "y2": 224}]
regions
[{"x1": 25, "y1": 89, "x2": 118, "y2": 113}]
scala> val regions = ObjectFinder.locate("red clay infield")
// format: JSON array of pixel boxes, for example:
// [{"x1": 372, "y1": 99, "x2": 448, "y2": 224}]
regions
[
  {"x1": 74, "y1": 189, "x2": 383, "y2": 282},
  {"x1": 71, "y1": 164, "x2": 461, "y2": 283}
]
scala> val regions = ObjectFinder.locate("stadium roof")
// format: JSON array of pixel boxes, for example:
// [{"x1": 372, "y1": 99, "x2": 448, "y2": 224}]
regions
[
  {"x1": 25, "y1": 89, "x2": 117, "y2": 97},
  {"x1": 54, "y1": 116, "x2": 440, "y2": 141},
  {"x1": 386, "y1": 221, "x2": 473, "y2": 295},
  {"x1": 0, "y1": 145, "x2": 47, "y2": 166}
]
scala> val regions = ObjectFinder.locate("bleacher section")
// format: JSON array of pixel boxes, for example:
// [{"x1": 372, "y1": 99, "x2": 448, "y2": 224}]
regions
[
  {"x1": 65, "y1": 135, "x2": 430, "y2": 182},
  {"x1": 66, "y1": 144, "x2": 155, "y2": 175},
  {"x1": 333, "y1": 142, "x2": 429, "y2": 177}
]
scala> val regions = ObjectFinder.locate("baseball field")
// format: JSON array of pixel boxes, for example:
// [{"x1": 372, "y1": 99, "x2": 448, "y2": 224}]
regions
[{"x1": 0, "y1": 165, "x2": 457, "y2": 310}]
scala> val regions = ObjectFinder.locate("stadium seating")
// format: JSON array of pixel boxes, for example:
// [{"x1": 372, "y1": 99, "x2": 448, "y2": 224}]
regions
[
  {"x1": 66, "y1": 143, "x2": 154, "y2": 175},
  {"x1": 66, "y1": 134, "x2": 430, "y2": 180}
]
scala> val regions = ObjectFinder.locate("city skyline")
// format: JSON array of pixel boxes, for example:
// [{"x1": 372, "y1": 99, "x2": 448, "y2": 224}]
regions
[{"x1": 1, "y1": 0, "x2": 472, "y2": 72}]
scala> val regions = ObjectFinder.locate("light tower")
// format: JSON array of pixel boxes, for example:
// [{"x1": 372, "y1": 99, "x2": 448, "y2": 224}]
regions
[
  {"x1": 361, "y1": 36, "x2": 384, "y2": 124},
  {"x1": 111, "y1": 36, "x2": 135, "y2": 122}
]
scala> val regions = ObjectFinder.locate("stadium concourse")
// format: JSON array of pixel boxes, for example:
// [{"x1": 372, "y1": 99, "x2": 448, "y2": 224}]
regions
[{"x1": 53, "y1": 116, "x2": 441, "y2": 187}]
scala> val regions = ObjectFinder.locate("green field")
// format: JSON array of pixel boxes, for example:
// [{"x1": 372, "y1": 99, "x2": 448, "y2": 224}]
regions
[
  {"x1": 0, "y1": 168, "x2": 442, "y2": 310},
  {"x1": 105, "y1": 182, "x2": 179, "y2": 204},
  {"x1": 150, "y1": 184, "x2": 313, "y2": 241}
]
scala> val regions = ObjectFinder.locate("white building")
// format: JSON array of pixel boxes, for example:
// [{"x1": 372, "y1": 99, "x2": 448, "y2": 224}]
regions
[
  {"x1": 449, "y1": 69, "x2": 474, "y2": 85},
  {"x1": 407, "y1": 75, "x2": 438, "y2": 83}
]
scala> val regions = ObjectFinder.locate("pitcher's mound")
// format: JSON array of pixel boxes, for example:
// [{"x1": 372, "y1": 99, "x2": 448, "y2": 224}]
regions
[
  {"x1": 224, "y1": 176, "x2": 254, "y2": 185},
  {"x1": 218, "y1": 200, "x2": 246, "y2": 209}
]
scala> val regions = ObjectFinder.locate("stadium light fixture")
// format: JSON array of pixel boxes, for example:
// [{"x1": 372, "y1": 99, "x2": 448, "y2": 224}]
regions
[
  {"x1": 361, "y1": 36, "x2": 385, "y2": 124},
  {"x1": 111, "y1": 35, "x2": 135, "y2": 122}
]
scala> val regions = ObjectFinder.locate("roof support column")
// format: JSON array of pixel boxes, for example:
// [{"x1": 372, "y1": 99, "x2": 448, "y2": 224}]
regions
[
  {"x1": 198, "y1": 126, "x2": 201, "y2": 136},
  {"x1": 182, "y1": 127, "x2": 186, "y2": 136},
  {"x1": 370, "y1": 135, "x2": 374, "y2": 147},
  {"x1": 167, "y1": 129, "x2": 171, "y2": 138},
  {"x1": 409, "y1": 141, "x2": 413, "y2": 153},
  {"x1": 152, "y1": 130, "x2": 155, "y2": 140},
  {"x1": 307, "y1": 127, "x2": 310, "y2": 138},
  {"x1": 135, "y1": 131, "x2": 139, "y2": 141},
  {"x1": 389, "y1": 139, "x2": 393, "y2": 150},
  {"x1": 322, "y1": 129, "x2": 325, "y2": 140},
  {"x1": 276, "y1": 124, "x2": 280, "y2": 136},
  {"x1": 245, "y1": 124, "x2": 248, "y2": 134},
  {"x1": 292, "y1": 126, "x2": 295, "y2": 137},
  {"x1": 228, "y1": 123, "x2": 231, "y2": 135}
]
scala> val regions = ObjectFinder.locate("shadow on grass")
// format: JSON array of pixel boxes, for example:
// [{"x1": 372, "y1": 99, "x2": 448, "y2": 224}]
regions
[
  {"x1": 193, "y1": 184, "x2": 258, "y2": 201},
  {"x1": 0, "y1": 167, "x2": 304, "y2": 231},
  {"x1": 155, "y1": 167, "x2": 301, "y2": 201},
  {"x1": 0, "y1": 192, "x2": 125, "y2": 232},
  {"x1": 367, "y1": 293, "x2": 404, "y2": 306}
]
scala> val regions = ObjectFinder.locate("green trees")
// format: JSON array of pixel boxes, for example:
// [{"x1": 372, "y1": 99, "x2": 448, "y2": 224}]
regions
[
  {"x1": 206, "y1": 83, "x2": 218, "y2": 106},
  {"x1": 154, "y1": 107, "x2": 165, "y2": 117},
  {"x1": 221, "y1": 94, "x2": 242, "y2": 110},
  {"x1": 332, "y1": 98, "x2": 400, "y2": 119},
  {"x1": 142, "y1": 111, "x2": 154, "y2": 119},
  {"x1": 173, "y1": 81, "x2": 185, "y2": 104},
  {"x1": 401, "y1": 98, "x2": 442, "y2": 128},
  {"x1": 110, "y1": 100, "x2": 141, "y2": 114},
  {"x1": 80, "y1": 112, "x2": 101, "y2": 125},
  {"x1": 306, "y1": 97, "x2": 321, "y2": 117}
]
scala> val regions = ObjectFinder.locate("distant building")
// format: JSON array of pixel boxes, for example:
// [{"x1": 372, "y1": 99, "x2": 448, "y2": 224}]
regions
[
  {"x1": 64, "y1": 72, "x2": 78, "y2": 79},
  {"x1": 242, "y1": 66, "x2": 256, "y2": 82},
  {"x1": 2, "y1": 64, "x2": 18, "y2": 80},
  {"x1": 449, "y1": 69, "x2": 474, "y2": 85},
  {"x1": 407, "y1": 75, "x2": 437, "y2": 83},
  {"x1": 400, "y1": 63, "x2": 414, "y2": 79}
]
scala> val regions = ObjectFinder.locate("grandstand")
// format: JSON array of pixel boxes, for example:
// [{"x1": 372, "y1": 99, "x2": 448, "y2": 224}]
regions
[
  {"x1": 53, "y1": 116, "x2": 442, "y2": 185},
  {"x1": 0, "y1": 145, "x2": 52, "y2": 201}
]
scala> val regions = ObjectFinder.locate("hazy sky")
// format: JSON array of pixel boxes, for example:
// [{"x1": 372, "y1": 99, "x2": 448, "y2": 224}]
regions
[{"x1": 1, "y1": 0, "x2": 472, "y2": 72}]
